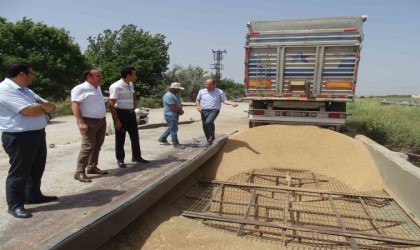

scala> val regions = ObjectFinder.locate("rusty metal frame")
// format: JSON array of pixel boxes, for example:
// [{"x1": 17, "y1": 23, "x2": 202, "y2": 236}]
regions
[{"x1": 182, "y1": 171, "x2": 420, "y2": 248}]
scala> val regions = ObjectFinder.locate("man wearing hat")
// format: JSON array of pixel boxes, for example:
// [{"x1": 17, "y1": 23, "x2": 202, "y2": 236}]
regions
[{"x1": 158, "y1": 82, "x2": 185, "y2": 149}]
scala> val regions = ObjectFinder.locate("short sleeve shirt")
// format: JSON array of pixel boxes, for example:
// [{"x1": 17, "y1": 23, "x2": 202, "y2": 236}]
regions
[
  {"x1": 163, "y1": 91, "x2": 182, "y2": 117},
  {"x1": 71, "y1": 82, "x2": 106, "y2": 118},
  {"x1": 196, "y1": 88, "x2": 227, "y2": 110},
  {"x1": 109, "y1": 79, "x2": 135, "y2": 110},
  {"x1": 0, "y1": 78, "x2": 48, "y2": 132}
]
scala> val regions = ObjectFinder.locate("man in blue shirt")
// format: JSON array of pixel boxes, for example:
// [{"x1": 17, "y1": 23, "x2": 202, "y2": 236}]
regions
[
  {"x1": 0, "y1": 62, "x2": 58, "y2": 218},
  {"x1": 158, "y1": 82, "x2": 185, "y2": 149},
  {"x1": 196, "y1": 78, "x2": 238, "y2": 144}
]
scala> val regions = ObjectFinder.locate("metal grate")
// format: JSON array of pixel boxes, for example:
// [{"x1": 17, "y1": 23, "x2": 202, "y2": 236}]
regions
[{"x1": 181, "y1": 169, "x2": 420, "y2": 249}]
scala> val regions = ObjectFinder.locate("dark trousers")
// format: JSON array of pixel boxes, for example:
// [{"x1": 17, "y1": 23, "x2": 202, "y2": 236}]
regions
[
  {"x1": 2, "y1": 129, "x2": 46, "y2": 210},
  {"x1": 200, "y1": 109, "x2": 220, "y2": 140},
  {"x1": 115, "y1": 109, "x2": 141, "y2": 161},
  {"x1": 76, "y1": 118, "x2": 106, "y2": 173}
]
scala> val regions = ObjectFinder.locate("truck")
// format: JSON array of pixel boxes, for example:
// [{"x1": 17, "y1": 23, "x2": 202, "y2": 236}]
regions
[{"x1": 244, "y1": 16, "x2": 367, "y2": 131}]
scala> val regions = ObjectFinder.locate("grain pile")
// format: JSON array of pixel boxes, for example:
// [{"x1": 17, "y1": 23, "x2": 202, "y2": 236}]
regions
[
  {"x1": 202, "y1": 125, "x2": 383, "y2": 191},
  {"x1": 101, "y1": 125, "x2": 385, "y2": 250}
]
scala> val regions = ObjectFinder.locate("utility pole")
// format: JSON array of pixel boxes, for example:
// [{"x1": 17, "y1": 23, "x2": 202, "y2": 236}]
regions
[{"x1": 210, "y1": 49, "x2": 227, "y2": 85}]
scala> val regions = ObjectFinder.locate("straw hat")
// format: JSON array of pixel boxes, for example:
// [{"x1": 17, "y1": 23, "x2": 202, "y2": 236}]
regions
[{"x1": 169, "y1": 82, "x2": 184, "y2": 90}]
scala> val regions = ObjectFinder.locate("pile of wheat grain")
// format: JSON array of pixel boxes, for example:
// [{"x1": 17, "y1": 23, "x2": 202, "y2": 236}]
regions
[
  {"x1": 101, "y1": 125, "x2": 384, "y2": 250},
  {"x1": 202, "y1": 125, "x2": 383, "y2": 191}
]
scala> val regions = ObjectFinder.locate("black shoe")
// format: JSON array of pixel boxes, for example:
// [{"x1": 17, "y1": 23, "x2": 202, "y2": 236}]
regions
[
  {"x1": 8, "y1": 207, "x2": 32, "y2": 218},
  {"x1": 26, "y1": 195, "x2": 58, "y2": 204},
  {"x1": 117, "y1": 161, "x2": 127, "y2": 168},
  {"x1": 132, "y1": 158, "x2": 150, "y2": 163}
]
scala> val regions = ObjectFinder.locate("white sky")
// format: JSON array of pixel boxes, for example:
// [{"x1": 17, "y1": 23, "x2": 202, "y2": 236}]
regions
[{"x1": 1, "y1": 0, "x2": 419, "y2": 96}]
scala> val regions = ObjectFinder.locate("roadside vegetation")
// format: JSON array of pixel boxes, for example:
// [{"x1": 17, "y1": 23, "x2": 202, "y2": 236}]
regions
[
  {"x1": 347, "y1": 97, "x2": 420, "y2": 166},
  {"x1": 56, "y1": 97, "x2": 162, "y2": 116},
  {"x1": 55, "y1": 100, "x2": 73, "y2": 116}
]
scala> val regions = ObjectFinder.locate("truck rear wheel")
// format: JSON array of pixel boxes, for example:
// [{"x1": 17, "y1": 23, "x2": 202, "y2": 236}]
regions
[
  {"x1": 249, "y1": 121, "x2": 268, "y2": 128},
  {"x1": 327, "y1": 102, "x2": 346, "y2": 112},
  {"x1": 250, "y1": 100, "x2": 266, "y2": 109}
]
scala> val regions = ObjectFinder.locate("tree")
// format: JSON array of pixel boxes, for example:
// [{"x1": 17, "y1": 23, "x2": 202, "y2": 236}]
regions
[
  {"x1": 163, "y1": 64, "x2": 208, "y2": 101},
  {"x1": 218, "y1": 78, "x2": 244, "y2": 100},
  {"x1": 162, "y1": 65, "x2": 243, "y2": 102},
  {"x1": 85, "y1": 25, "x2": 171, "y2": 99},
  {"x1": 0, "y1": 17, "x2": 87, "y2": 100}
]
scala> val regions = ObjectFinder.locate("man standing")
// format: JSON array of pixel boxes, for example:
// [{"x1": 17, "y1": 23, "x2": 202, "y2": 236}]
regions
[
  {"x1": 0, "y1": 62, "x2": 58, "y2": 218},
  {"x1": 158, "y1": 82, "x2": 185, "y2": 149},
  {"x1": 109, "y1": 67, "x2": 149, "y2": 168},
  {"x1": 196, "y1": 78, "x2": 238, "y2": 144},
  {"x1": 71, "y1": 69, "x2": 109, "y2": 183}
]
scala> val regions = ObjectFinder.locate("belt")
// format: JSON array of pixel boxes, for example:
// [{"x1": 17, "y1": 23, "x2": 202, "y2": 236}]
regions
[
  {"x1": 3, "y1": 128, "x2": 45, "y2": 134},
  {"x1": 83, "y1": 117, "x2": 106, "y2": 121},
  {"x1": 116, "y1": 108, "x2": 135, "y2": 113}
]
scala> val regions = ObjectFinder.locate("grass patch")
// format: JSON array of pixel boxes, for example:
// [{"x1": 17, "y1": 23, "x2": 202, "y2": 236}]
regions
[
  {"x1": 348, "y1": 98, "x2": 420, "y2": 153},
  {"x1": 138, "y1": 98, "x2": 161, "y2": 109},
  {"x1": 55, "y1": 99, "x2": 72, "y2": 117}
]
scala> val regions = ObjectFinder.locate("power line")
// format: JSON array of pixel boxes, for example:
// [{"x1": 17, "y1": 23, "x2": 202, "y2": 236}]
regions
[{"x1": 210, "y1": 49, "x2": 227, "y2": 84}]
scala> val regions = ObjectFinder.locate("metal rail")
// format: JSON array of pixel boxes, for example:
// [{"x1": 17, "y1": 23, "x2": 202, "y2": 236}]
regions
[
  {"x1": 182, "y1": 211, "x2": 420, "y2": 246},
  {"x1": 182, "y1": 171, "x2": 420, "y2": 248}
]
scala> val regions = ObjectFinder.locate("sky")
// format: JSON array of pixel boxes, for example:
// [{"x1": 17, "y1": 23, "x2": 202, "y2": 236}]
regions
[{"x1": 0, "y1": 0, "x2": 419, "y2": 96}]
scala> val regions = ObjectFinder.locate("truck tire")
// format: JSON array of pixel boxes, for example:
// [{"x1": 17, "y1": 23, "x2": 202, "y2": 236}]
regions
[
  {"x1": 250, "y1": 100, "x2": 266, "y2": 109},
  {"x1": 327, "y1": 102, "x2": 346, "y2": 112},
  {"x1": 249, "y1": 121, "x2": 268, "y2": 128}
]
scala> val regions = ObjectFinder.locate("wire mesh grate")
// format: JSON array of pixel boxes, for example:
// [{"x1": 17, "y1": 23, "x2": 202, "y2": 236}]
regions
[{"x1": 181, "y1": 168, "x2": 420, "y2": 249}]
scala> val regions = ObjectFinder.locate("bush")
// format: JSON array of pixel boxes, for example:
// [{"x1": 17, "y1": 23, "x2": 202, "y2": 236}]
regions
[
  {"x1": 55, "y1": 99, "x2": 73, "y2": 117},
  {"x1": 138, "y1": 98, "x2": 161, "y2": 109}
]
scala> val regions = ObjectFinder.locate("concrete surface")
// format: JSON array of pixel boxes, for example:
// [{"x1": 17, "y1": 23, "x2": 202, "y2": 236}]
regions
[
  {"x1": 0, "y1": 103, "x2": 250, "y2": 249},
  {"x1": 356, "y1": 135, "x2": 420, "y2": 223}
]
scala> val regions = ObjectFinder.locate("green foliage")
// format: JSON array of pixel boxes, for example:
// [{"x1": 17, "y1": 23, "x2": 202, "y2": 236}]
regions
[
  {"x1": 138, "y1": 97, "x2": 161, "y2": 109},
  {"x1": 347, "y1": 98, "x2": 420, "y2": 153},
  {"x1": 54, "y1": 99, "x2": 73, "y2": 116},
  {"x1": 163, "y1": 64, "x2": 208, "y2": 101},
  {"x1": 85, "y1": 25, "x2": 171, "y2": 99},
  {"x1": 218, "y1": 78, "x2": 244, "y2": 100},
  {"x1": 0, "y1": 18, "x2": 88, "y2": 100},
  {"x1": 162, "y1": 65, "x2": 244, "y2": 101}
]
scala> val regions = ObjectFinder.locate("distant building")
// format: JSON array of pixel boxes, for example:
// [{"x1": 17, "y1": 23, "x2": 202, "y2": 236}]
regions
[{"x1": 412, "y1": 94, "x2": 420, "y2": 98}]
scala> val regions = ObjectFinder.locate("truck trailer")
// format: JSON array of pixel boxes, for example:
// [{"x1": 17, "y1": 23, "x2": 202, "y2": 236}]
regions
[{"x1": 244, "y1": 16, "x2": 367, "y2": 130}]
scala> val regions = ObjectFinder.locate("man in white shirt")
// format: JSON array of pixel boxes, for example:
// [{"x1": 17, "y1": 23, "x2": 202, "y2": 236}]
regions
[
  {"x1": 109, "y1": 67, "x2": 149, "y2": 168},
  {"x1": 0, "y1": 62, "x2": 58, "y2": 218},
  {"x1": 71, "y1": 69, "x2": 109, "y2": 182}
]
